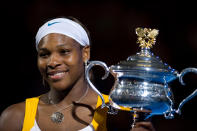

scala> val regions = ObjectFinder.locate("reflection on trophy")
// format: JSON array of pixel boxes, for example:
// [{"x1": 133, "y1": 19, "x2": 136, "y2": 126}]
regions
[{"x1": 85, "y1": 27, "x2": 197, "y2": 127}]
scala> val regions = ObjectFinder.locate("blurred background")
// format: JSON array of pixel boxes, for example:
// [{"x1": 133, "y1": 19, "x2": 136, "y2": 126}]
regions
[{"x1": 0, "y1": 0, "x2": 197, "y2": 130}]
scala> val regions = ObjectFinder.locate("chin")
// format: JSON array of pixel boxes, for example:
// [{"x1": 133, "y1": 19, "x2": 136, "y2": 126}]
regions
[{"x1": 49, "y1": 80, "x2": 71, "y2": 91}]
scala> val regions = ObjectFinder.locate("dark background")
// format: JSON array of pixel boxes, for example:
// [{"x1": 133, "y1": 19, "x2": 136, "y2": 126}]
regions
[{"x1": 1, "y1": 0, "x2": 197, "y2": 130}]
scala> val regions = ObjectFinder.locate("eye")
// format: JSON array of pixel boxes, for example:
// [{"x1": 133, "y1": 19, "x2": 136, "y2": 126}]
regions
[
  {"x1": 59, "y1": 49, "x2": 70, "y2": 55},
  {"x1": 38, "y1": 52, "x2": 50, "y2": 58}
]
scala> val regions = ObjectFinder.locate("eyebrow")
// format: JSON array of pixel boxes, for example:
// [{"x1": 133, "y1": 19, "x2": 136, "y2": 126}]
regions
[
  {"x1": 56, "y1": 43, "x2": 68, "y2": 47},
  {"x1": 38, "y1": 44, "x2": 68, "y2": 51},
  {"x1": 38, "y1": 48, "x2": 48, "y2": 52}
]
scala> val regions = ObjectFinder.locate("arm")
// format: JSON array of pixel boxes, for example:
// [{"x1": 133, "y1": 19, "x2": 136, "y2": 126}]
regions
[{"x1": 0, "y1": 102, "x2": 25, "y2": 131}]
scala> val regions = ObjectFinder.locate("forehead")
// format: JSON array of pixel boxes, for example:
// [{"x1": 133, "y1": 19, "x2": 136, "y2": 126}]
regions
[{"x1": 38, "y1": 33, "x2": 80, "y2": 49}]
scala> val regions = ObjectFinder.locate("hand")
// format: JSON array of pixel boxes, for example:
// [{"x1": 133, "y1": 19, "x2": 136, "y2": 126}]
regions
[{"x1": 131, "y1": 121, "x2": 156, "y2": 131}]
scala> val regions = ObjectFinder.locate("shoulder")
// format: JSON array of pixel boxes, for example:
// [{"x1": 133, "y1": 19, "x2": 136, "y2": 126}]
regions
[{"x1": 0, "y1": 102, "x2": 25, "y2": 131}]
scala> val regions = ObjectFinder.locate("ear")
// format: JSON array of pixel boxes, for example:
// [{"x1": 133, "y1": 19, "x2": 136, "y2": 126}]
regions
[{"x1": 82, "y1": 46, "x2": 90, "y2": 62}]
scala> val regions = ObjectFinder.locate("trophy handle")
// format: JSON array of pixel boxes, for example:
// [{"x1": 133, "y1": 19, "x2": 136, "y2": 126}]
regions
[
  {"x1": 176, "y1": 67, "x2": 197, "y2": 114},
  {"x1": 85, "y1": 61, "x2": 109, "y2": 108}
]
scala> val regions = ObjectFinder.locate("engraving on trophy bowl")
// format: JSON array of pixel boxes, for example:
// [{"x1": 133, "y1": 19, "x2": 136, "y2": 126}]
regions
[{"x1": 109, "y1": 78, "x2": 172, "y2": 115}]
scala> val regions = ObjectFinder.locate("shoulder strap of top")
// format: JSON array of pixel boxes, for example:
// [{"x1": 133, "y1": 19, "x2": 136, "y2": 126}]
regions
[
  {"x1": 22, "y1": 97, "x2": 39, "y2": 131},
  {"x1": 91, "y1": 94, "x2": 109, "y2": 131}
]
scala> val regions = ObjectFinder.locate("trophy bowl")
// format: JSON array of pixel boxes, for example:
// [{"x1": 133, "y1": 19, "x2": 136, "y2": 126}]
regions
[{"x1": 85, "y1": 27, "x2": 197, "y2": 122}]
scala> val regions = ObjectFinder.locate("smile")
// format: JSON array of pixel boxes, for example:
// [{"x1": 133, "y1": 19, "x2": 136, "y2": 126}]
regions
[{"x1": 47, "y1": 71, "x2": 67, "y2": 80}]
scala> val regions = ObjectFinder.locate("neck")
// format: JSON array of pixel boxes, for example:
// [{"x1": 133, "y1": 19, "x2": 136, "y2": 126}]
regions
[{"x1": 47, "y1": 76, "x2": 89, "y2": 106}]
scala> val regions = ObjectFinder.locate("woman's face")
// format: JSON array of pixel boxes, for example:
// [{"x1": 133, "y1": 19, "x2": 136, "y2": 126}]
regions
[{"x1": 37, "y1": 33, "x2": 90, "y2": 90}]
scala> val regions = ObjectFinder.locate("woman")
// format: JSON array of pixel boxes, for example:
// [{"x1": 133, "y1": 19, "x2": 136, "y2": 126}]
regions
[{"x1": 0, "y1": 17, "x2": 155, "y2": 131}]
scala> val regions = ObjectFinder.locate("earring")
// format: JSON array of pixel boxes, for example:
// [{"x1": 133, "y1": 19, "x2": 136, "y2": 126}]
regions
[{"x1": 85, "y1": 60, "x2": 89, "y2": 70}]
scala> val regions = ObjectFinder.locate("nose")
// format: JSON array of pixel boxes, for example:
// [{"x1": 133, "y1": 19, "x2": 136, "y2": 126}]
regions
[{"x1": 47, "y1": 53, "x2": 61, "y2": 69}]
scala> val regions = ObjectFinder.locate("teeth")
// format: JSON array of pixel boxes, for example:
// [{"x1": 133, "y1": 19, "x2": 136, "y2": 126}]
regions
[
  {"x1": 52, "y1": 72, "x2": 65, "y2": 76},
  {"x1": 48, "y1": 72, "x2": 66, "y2": 80}
]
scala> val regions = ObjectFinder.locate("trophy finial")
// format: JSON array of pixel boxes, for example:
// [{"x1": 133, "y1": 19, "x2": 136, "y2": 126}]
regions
[{"x1": 136, "y1": 27, "x2": 159, "y2": 49}]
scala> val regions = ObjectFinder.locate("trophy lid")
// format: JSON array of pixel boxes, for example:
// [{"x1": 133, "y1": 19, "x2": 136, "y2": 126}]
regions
[{"x1": 110, "y1": 27, "x2": 178, "y2": 83}]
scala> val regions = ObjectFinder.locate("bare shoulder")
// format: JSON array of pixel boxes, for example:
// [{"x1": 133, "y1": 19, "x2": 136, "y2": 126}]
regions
[{"x1": 0, "y1": 102, "x2": 25, "y2": 131}]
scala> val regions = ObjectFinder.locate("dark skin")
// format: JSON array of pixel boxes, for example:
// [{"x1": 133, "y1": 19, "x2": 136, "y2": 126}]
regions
[{"x1": 0, "y1": 33, "x2": 155, "y2": 131}]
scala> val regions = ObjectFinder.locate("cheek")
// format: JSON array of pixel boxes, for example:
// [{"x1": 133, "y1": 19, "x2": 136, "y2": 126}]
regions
[
  {"x1": 37, "y1": 59, "x2": 47, "y2": 76},
  {"x1": 66, "y1": 50, "x2": 84, "y2": 65},
  {"x1": 66, "y1": 53, "x2": 84, "y2": 74}
]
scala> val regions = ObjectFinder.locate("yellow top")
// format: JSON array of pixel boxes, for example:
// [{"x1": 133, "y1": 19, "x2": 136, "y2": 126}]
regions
[{"x1": 22, "y1": 94, "x2": 109, "y2": 131}]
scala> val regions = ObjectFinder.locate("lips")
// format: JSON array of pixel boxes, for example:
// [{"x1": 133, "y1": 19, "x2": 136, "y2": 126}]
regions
[{"x1": 47, "y1": 70, "x2": 68, "y2": 80}]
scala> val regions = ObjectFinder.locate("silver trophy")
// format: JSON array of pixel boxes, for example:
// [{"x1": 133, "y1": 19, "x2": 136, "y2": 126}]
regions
[{"x1": 85, "y1": 27, "x2": 197, "y2": 125}]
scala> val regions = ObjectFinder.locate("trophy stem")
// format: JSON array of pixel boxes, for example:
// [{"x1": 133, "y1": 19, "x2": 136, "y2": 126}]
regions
[
  {"x1": 131, "y1": 111, "x2": 137, "y2": 128},
  {"x1": 130, "y1": 109, "x2": 152, "y2": 129}
]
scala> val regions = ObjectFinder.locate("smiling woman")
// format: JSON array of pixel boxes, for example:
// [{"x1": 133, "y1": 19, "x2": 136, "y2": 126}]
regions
[
  {"x1": 37, "y1": 34, "x2": 86, "y2": 92},
  {"x1": 0, "y1": 17, "x2": 155, "y2": 131}
]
